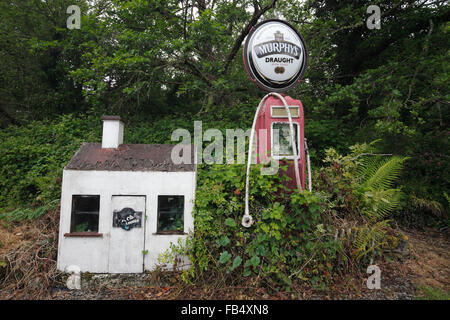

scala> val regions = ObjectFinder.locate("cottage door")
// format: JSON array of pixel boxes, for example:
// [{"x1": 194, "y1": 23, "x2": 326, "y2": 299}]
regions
[{"x1": 109, "y1": 196, "x2": 146, "y2": 273}]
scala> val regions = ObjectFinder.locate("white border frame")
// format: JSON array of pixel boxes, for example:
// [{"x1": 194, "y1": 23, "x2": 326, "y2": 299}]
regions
[{"x1": 270, "y1": 121, "x2": 301, "y2": 160}]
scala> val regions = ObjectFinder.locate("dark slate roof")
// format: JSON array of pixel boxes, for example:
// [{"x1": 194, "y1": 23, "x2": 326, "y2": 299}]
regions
[{"x1": 65, "y1": 143, "x2": 195, "y2": 172}]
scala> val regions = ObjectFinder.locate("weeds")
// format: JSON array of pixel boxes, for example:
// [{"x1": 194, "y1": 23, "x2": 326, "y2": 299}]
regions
[{"x1": 415, "y1": 284, "x2": 450, "y2": 300}]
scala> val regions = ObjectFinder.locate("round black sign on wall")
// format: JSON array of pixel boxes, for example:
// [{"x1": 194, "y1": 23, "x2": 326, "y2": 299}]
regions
[
  {"x1": 243, "y1": 19, "x2": 308, "y2": 92},
  {"x1": 113, "y1": 207, "x2": 142, "y2": 231}
]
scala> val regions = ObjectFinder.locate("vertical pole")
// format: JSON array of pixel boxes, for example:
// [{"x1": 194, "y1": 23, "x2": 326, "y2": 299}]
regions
[{"x1": 305, "y1": 138, "x2": 312, "y2": 192}]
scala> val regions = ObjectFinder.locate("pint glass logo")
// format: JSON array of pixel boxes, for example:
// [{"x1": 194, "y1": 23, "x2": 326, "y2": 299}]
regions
[{"x1": 243, "y1": 20, "x2": 307, "y2": 92}]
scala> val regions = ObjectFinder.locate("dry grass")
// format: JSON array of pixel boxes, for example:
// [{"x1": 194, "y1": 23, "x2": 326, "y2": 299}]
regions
[{"x1": 0, "y1": 207, "x2": 63, "y2": 299}]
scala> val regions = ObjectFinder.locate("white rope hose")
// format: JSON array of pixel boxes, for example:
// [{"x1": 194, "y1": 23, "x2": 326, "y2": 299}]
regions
[{"x1": 242, "y1": 93, "x2": 302, "y2": 227}]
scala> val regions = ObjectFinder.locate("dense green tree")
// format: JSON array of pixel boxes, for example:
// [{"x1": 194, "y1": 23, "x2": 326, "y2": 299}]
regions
[
  {"x1": 67, "y1": 0, "x2": 281, "y2": 119},
  {"x1": 0, "y1": 0, "x2": 448, "y2": 218},
  {"x1": 283, "y1": 0, "x2": 449, "y2": 210},
  {"x1": 0, "y1": 0, "x2": 91, "y2": 125}
]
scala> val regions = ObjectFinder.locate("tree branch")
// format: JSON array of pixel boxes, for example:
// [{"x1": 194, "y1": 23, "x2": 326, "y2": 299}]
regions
[
  {"x1": 222, "y1": 0, "x2": 277, "y2": 75},
  {"x1": 349, "y1": 153, "x2": 393, "y2": 161}
]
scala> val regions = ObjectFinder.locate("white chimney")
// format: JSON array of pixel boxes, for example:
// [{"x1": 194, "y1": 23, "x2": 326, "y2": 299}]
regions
[{"x1": 101, "y1": 115, "x2": 124, "y2": 148}]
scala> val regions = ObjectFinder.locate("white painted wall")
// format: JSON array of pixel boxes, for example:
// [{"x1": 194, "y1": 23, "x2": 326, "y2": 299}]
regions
[{"x1": 57, "y1": 169, "x2": 196, "y2": 273}]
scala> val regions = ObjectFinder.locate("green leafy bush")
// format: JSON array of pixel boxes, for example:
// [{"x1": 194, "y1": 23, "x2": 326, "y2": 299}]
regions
[
  {"x1": 160, "y1": 163, "x2": 344, "y2": 289},
  {"x1": 160, "y1": 142, "x2": 409, "y2": 290},
  {"x1": 316, "y1": 141, "x2": 409, "y2": 264}
]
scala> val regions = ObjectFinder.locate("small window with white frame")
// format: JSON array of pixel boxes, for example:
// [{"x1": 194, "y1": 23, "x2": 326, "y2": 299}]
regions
[{"x1": 271, "y1": 122, "x2": 300, "y2": 159}]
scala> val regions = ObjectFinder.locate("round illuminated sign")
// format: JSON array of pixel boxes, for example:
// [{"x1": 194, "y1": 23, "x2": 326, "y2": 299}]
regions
[{"x1": 243, "y1": 19, "x2": 308, "y2": 92}]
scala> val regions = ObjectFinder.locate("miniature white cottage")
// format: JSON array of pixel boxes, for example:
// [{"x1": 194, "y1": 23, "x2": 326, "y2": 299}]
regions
[{"x1": 57, "y1": 116, "x2": 196, "y2": 273}]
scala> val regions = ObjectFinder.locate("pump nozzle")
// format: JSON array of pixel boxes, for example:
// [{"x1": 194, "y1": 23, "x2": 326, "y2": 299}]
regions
[{"x1": 242, "y1": 214, "x2": 253, "y2": 228}]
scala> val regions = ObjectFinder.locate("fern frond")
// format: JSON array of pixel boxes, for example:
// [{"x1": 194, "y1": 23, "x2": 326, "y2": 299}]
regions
[
  {"x1": 362, "y1": 156, "x2": 406, "y2": 190},
  {"x1": 363, "y1": 189, "x2": 403, "y2": 220},
  {"x1": 443, "y1": 192, "x2": 450, "y2": 205},
  {"x1": 356, "y1": 156, "x2": 388, "y2": 183},
  {"x1": 410, "y1": 195, "x2": 443, "y2": 216},
  {"x1": 351, "y1": 220, "x2": 390, "y2": 260}
]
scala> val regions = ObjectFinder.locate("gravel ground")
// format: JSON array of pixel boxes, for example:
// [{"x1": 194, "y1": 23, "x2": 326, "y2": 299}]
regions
[{"x1": 46, "y1": 228, "x2": 449, "y2": 300}]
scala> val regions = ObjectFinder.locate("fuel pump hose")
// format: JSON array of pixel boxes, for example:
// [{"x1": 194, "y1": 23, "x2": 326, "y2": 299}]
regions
[{"x1": 243, "y1": 92, "x2": 302, "y2": 228}]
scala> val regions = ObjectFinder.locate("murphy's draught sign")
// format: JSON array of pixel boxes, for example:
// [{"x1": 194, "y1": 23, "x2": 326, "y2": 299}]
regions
[{"x1": 243, "y1": 19, "x2": 308, "y2": 92}]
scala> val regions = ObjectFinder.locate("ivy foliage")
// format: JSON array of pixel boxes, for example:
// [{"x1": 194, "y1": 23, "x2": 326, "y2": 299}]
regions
[{"x1": 160, "y1": 163, "x2": 341, "y2": 289}]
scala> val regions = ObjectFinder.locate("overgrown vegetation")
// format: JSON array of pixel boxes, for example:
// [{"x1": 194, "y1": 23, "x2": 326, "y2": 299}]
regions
[
  {"x1": 160, "y1": 142, "x2": 411, "y2": 291},
  {"x1": 1, "y1": 0, "x2": 448, "y2": 224},
  {"x1": 0, "y1": 0, "x2": 448, "y2": 298}
]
